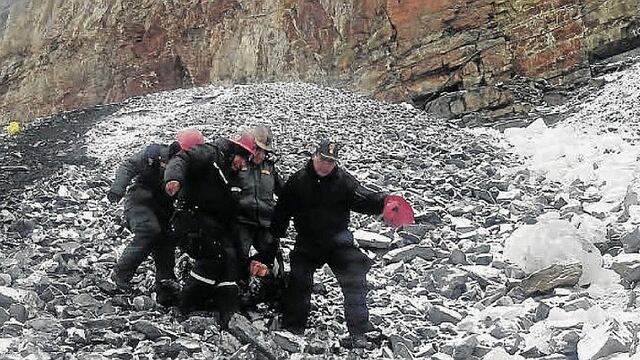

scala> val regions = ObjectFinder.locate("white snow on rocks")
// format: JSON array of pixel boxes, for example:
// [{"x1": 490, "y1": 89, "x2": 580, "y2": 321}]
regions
[
  {"x1": 470, "y1": 60, "x2": 640, "y2": 359},
  {"x1": 503, "y1": 212, "x2": 610, "y2": 286}
]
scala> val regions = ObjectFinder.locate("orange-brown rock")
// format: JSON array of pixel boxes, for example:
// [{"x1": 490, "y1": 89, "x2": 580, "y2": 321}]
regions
[{"x1": 0, "y1": 0, "x2": 638, "y2": 123}]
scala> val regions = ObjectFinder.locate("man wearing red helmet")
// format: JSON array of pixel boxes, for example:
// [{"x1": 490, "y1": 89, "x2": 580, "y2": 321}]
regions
[
  {"x1": 108, "y1": 128, "x2": 204, "y2": 307},
  {"x1": 164, "y1": 132, "x2": 256, "y2": 328}
]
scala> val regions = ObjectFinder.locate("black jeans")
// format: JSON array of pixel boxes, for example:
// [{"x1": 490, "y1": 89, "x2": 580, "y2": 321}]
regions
[
  {"x1": 283, "y1": 241, "x2": 372, "y2": 335},
  {"x1": 237, "y1": 223, "x2": 278, "y2": 272},
  {"x1": 178, "y1": 212, "x2": 239, "y2": 326},
  {"x1": 115, "y1": 190, "x2": 174, "y2": 283}
]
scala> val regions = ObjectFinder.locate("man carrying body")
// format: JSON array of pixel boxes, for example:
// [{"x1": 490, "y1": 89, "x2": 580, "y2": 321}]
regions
[
  {"x1": 164, "y1": 132, "x2": 256, "y2": 328},
  {"x1": 108, "y1": 128, "x2": 204, "y2": 307}
]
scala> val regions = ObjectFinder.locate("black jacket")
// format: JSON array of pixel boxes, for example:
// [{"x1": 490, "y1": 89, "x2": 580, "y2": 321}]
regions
[
  {"x1": 163, "y1": 138, "x2": 238, "y2": 222},
  {"x1": 271, "y1": 160, "x2": 386, "y2": 247},
  {"x1": 110, "y1": 143, "x2": 174, "y2": 208},
  {"x1": 233, "y1": 160, "x2": 284, "y2": 227}
]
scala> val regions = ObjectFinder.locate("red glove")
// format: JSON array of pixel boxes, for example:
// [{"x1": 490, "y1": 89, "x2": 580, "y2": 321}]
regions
[
  {"x1": 383, "y1": 195, "x2": 414, "y2": 228},
  {"x1": 165, "y1": 180, "x2": 181, "y2": 196},
  {"x1": 249, "y1": 260, "x2": 269, "y2": 277}
]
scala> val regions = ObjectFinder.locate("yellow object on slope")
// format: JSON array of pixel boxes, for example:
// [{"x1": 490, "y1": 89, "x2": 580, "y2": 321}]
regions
[{"x1": 5, "y1": 121, "x2": 20, "y2": 135}]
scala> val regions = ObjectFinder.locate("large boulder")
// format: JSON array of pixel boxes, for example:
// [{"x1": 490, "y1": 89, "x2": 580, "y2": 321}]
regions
[{"x1": 519, "y1": 262, "x2": 582, "y2": 295}]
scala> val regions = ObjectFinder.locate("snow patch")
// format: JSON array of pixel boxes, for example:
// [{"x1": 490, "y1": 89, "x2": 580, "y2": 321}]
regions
[{"x1": 504, "y1": 213, "x2": 603, "y2": 286}]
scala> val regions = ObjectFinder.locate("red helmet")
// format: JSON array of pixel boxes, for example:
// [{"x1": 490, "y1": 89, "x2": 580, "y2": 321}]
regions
[
  {"x1": 229, "y1": 133, "x2": 256, "y2": 157},
  {"x1": 176, "y1": 128, "x2": 204, "y2": 150}
]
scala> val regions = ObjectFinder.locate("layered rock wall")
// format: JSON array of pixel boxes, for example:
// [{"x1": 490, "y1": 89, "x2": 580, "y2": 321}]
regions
[{"x1": 0, "y1": 0, "x2": 638, "y2": 123}]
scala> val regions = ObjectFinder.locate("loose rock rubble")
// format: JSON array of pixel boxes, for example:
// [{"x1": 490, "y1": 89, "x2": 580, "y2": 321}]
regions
[{"x1": 0, "y1": 59, "x2": 639, "y2": 359}]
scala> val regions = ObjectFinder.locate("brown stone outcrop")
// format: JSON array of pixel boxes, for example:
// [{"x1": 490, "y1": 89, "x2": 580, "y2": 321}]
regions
[{"x1": 0, "y1": 0, "x2": 638, "y2": 123}]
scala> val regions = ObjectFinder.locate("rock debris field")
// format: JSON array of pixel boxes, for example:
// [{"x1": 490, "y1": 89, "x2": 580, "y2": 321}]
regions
[{"x1": 2, "y1": 59, "x2": 640, "y2": 359}]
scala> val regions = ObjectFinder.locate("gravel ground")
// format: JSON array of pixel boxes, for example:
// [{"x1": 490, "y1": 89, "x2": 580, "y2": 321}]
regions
[{"x1": 0, "y1": 64, "x2": 639, "y2": 359}]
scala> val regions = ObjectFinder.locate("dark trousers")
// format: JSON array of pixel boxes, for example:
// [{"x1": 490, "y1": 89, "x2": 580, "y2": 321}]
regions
[
  {"x1": 115, "y1": 199, "x2": 175, "y2": 283},
  {"x1": 283, "y1": 243, "x2": 372, "y2": 335},
  {"x1": 178, "y1": 213, "x2": 239, "y2": 326},
  {"x1": 237, "y1": 223, "x2": 277, "y2": 270}
]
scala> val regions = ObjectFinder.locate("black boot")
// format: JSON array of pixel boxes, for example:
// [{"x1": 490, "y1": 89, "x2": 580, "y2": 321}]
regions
[
  {"x1": 156, "y1": 279, "x2": 181, "y2": 307},
  {"x1": 111, "y1": 272, "x2": 133, "y2": 292},
  {"x1": 340, "y1": 332, "x2": 378, "y2": 349},
  {"x1": 215, "y1": 283, "x2": 239, "y2": 330}
]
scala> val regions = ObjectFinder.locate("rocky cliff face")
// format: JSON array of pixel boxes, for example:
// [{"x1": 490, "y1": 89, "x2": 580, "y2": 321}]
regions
[{"x1": 0, "y1": 0, "x2": 638, "y2": 124}]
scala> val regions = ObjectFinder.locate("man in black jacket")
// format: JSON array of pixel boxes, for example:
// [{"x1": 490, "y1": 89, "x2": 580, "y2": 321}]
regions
[
  {"x1": 271, "y1": 139, "x2": 401, "y2": 346},
  {"x1": 108, "y1": 128, "x2": 204, "y2": 306},
  {"x1": 164, "y1": 133, "x2": 256, "y2": 328}
]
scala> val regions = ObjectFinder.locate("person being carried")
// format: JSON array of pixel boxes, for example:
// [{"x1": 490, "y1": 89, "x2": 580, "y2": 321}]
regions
[
  {"x1": 164, "y1": 132, "x2": 256, "y2": 328},
  {"x1": 231, "y1": 125, "x2": 286, "y2": 306},
  {"x1": 271, "y1": 139, "x2": 413, "y2": 347},
  {"x1": 108, "y1": 128, "x2": 204, "y2": 307}
]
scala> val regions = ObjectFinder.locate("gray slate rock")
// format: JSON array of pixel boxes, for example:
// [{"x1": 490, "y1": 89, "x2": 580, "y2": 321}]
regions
[
  {"x1": 461, "y1": 265, "x2": 503, "y2": 286},
  {"x1": 8, "y1": 219, "x2": 35, "y2": 237},
  {"x1": 219, "y1": 331, "x2": 242, "y2": 354},
  {"x1": 621, "y1": 227, "x2": 640, "y2": 253},
  {"x1": 390, "y1": 334, "x2": 415, "y2": 359},
  {"x1": 449, "y1": 248, "x2": 468, "y2": 265},
  {"x1": 273, "y1": 331, "x2": 305, "y2": 353},
  {"x1": 610, "y1": 253, "x2": 640, "y2": 282},
  {"x1": 181, "y1": 316, "x2": 218, "y2": 335},
  {"x1": 520, "y1": 262, "x2": 582, "y2": 295},
  {"x1": 228, "y1": 314, "x2": 280, "y2": 360},
  {"x1": 132, "y1": 295, "x2": 155, "y2": 311},
  {"x1": 577, "y1": 319, "x2": 633, "y2": 360},
  {"x1": 474, "y1": 253, "x2": 493, "y2": 265},
  {"x1": 383, "y1": 244, "x2": 435, "y2": 264},
  {"x1": 453, "y1": 335, "x2": 478, "y2": 359},
  {"x1": 353, "y1": 230, "x2": 392, "y2": 249},
  {"x1": 549, "y1": 329, "x2": 580, "y2": 355},
  {"x1": 0, "y1": 307, "x2": 10, "y2": 326},
  {"x1": 562, "y1": 297, "x2": 594, "y2": 312},
  {"x1": 426, "y1": 267, "x2": 469, "y2": 299},
  {"x1": 535, "y1": 301, "x2": 552, "y2": 322},
  {"x1": 132, "y1": 320, "x2": 163, "y2": 340},
  {"x1": 414, "y1": 211, "x2": 442, "y2": 225},
  {"x1": 428, "y1": 305, "x2": 463, "y2": 325},
  {"x1": 27, "y1": 317, "x2": 63, "y2": 333}
]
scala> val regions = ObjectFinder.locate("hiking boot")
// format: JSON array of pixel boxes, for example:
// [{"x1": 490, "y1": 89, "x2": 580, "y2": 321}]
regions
[
  {"x1": 110, "y1": 272, "x2": 133, "y2": 292},
  {"x1": 156, "y1": 279, "x2": 181, "y2": 307},
  {"x1": 282, "y1": 324, "x2": 305, "y2": 335},
  {"x1": 219, "y1": 311, "x2": 234, "y2": 330},
  {"x1": 362, "y1": 322, "x2": 385, "y2": 345},
  {"x1": 339, "y1": 333, "x2": 374, "y2": 350}
]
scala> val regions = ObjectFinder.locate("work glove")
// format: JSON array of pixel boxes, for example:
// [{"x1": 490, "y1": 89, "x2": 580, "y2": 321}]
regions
[
  {"x1": 107, "y1": 191, "x2": 123, "y2": 204},
  {"x1": 165, "y1": 180, "x2": 181, "y2": 196},
  {"x1": 249, "y1": 260, "x2": 269, "y2": 277}
]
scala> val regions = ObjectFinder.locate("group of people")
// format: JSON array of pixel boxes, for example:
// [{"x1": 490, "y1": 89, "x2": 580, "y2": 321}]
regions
[{"x1": 107, "y1": 125, "x2": 412, "y2": 346}]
